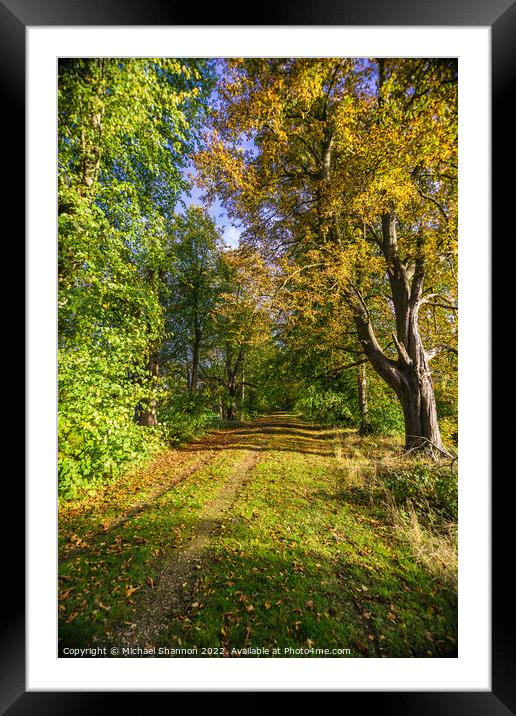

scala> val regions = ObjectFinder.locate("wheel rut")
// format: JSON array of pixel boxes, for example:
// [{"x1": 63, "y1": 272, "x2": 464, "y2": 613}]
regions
[
  {"x1": 60, "y1": 451, "x2": 218, "y2": 565},
  {"x1": 114, "y1": 449, "x2": 261, "y2": 649}
]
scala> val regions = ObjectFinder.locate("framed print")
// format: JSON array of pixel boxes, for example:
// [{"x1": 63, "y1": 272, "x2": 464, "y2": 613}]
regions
[{"x1": 7, "y1": 0, "x2": 512, "y2": 710}]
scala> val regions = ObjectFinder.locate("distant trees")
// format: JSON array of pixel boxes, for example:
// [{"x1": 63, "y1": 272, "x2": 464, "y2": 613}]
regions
[
  {"x1": 163, "y1": 206, "x2": 223, "y2": 393},
  {"x1": 207, "y1": 248, "x2": 273, "y2": 419},
  {"x1": 161, "y1": 218, "x2": 274, "y2": 421}
]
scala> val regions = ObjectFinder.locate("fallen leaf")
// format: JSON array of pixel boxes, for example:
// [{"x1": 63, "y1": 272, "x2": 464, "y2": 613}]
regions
[{"x1": 125, "y1": 585, "x2": 139, "y2": 599}]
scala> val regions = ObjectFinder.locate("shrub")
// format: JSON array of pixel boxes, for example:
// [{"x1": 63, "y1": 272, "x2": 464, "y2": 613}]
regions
[
  {"x1": 379, "y1": 463, "x2": 457, "y2": 521},
  {"x1": 439, "y1": 416, "x2": 458, "y2": 448},
  {"x1": 158, "y1": 391, "x2": 218, "y2": 443},
  {"x1": 366, "y1": 393, "x2": 405, "y2": 436},
  {"x1": 58, "y1": 348, "x2": 165, "y2": 499},
  {"x1": 295, "y1": 387, "x2": 354, "y2": 427}
]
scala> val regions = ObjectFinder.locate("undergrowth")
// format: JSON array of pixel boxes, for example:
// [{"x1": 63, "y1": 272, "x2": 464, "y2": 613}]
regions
[{"x1": 333, "y1": 430, "x2": 458, "y2": 590}]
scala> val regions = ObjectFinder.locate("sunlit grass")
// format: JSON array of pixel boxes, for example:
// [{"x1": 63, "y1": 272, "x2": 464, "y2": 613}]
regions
[{"x1": 58, "y1": 416, "x2": 457, "y2": 657}]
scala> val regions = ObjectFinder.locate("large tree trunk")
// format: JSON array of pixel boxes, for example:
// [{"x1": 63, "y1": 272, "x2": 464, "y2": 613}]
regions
[
  {"x1": 393, "y1": 343, "x2": 443, "y2": 452},
  {"x1": 350, "y1": 210, "x2": 445, "y2": 456},
  {"x1": 398, "y1": 376, "x2": 442, "y2": 452},
  {"x1": 354, "y1": 316, "x2": 444, "y2": 454},
  {"x1": 345, "y1": 62, "x2": 445, "y2": 455}
]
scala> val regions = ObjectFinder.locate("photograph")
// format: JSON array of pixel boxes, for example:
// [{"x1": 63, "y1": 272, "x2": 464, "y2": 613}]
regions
[
  {"x1": 11, "y1": 4, "x2": 504, "y2": 704},
  {"x1": 57, "y1": 56, "x2": 459, "y2": 660}
]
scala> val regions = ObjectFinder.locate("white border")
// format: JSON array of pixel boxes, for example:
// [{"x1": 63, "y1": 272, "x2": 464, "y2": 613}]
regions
[{"x1": 27, "y1": 26, "x2": 490, "y2": 691}]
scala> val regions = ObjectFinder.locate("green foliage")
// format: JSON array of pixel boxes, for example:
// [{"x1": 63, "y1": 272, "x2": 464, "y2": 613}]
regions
[
  {"x1": 295, "y1": 387, "x2": 354, "y2": 427},
  {"x1": 379, "y1": 463, "x2": 458, "y2": 521},
  {"x1": 439, "y1": 417, "x2": 458, "y2": 448},
  {"x1": 158, "y1": 391, "x2": 218, "y2": 443},
  {"x1": 293, "y1": 368, "x2": 404, "y2": 436},
  {"x1": 58, "y1": 59, "x2": 213, "y2": 495},
  {"x1": 58, "y1": 348, "x2": 166, "y2": 498},
  {"x1": 162, "y1": 206, "x2": 223, "y2": 382},
  {"x1": 434, "y1": 375, "x2": 458, "y2": 447},
  {"x1": 342, "y1": 368, "x2": 404, "y2": 436},
  {"x1": 366, "y1": 392, "x2": 405, "y2": 436}
]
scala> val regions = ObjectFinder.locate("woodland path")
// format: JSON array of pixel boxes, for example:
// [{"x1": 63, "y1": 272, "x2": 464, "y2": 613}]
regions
[{"x1": 59, "y1": 413, "x2": 457, "y2": 658}]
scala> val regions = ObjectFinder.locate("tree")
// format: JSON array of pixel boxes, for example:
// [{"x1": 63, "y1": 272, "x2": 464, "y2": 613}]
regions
[
  {"x1": 196, "y1": 58, "x2": 457, "y2": 454},
  {"x1": 205, "y1": 247, "x2": 273, "y2": 420},
  {"x1": 163, "y1": 206, "x2": 223, "y2": 393},
  {"x1": 57, "y1": 58, "x2": 213, "y2": 491}
]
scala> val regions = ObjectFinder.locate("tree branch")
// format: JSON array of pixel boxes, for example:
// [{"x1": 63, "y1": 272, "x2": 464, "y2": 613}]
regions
[
  {"x1": 419, "y1": 293, "x2": 457, "y2": 311},
  {"x1": 199, "y1": 374, "x2": 227, "y2": 387},
  {"x1": 416, "y1": 188, "x2": 449, "y2": 222},
  {"x1": 392, "y1": 332, "x2": 412, "y2": 366},
  {"x1": 424, "y1": 301, "x2": 458, "y2": 311},
  {"x1": 425, "y1": 345, "x2": 458, "y2": 361},
  {"x1": 331, "y1": 358, "x2": 368, "y2": 372}
]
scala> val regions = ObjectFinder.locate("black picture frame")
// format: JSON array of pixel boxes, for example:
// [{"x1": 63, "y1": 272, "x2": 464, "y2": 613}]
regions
[{"x1": 8, "y1": 0, "x2": 512, "y2": 711}]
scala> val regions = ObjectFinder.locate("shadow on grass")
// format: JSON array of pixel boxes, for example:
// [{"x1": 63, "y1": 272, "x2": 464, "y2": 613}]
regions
[
  {"x1": 60, "y1": 480, "x2": 458, "y2": 659},
  {"x1": 229, "y1": 426, "x2": 339, "y2": 440},
  {"x1": 180, "y1": 443, "x2": 335, "y2": 458},
  {"x1": 149, "y1": 538, "x2": 457, "y2": 658},
  {"x1": 59, "y1": 507, "x2": 458, "y2": 658},
  {"x1": 177, "y1": 419, "x2": 340, "y2": 458}
]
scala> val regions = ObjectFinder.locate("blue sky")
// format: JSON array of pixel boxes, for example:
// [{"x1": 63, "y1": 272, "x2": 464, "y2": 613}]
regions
[
  {"x1": 175, "y1": 58, "x2": 244, "y2": 249},
  {"x1": 177, "y1": 136, "x2": 257, "y2": 251},
  {"x1": 178, "y1": 180, "x2": 242, "y2": 249}
]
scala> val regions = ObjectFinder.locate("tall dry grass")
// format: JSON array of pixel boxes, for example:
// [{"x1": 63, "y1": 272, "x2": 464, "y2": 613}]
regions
[{"x1": 333, "y1": 429, "x2": 458, "y2": 590}]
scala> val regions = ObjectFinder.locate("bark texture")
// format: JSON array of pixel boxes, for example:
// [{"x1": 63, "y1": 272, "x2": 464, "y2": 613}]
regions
[{"x1": 349, "y1": 210, "x2": 444, "y2": 454}]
